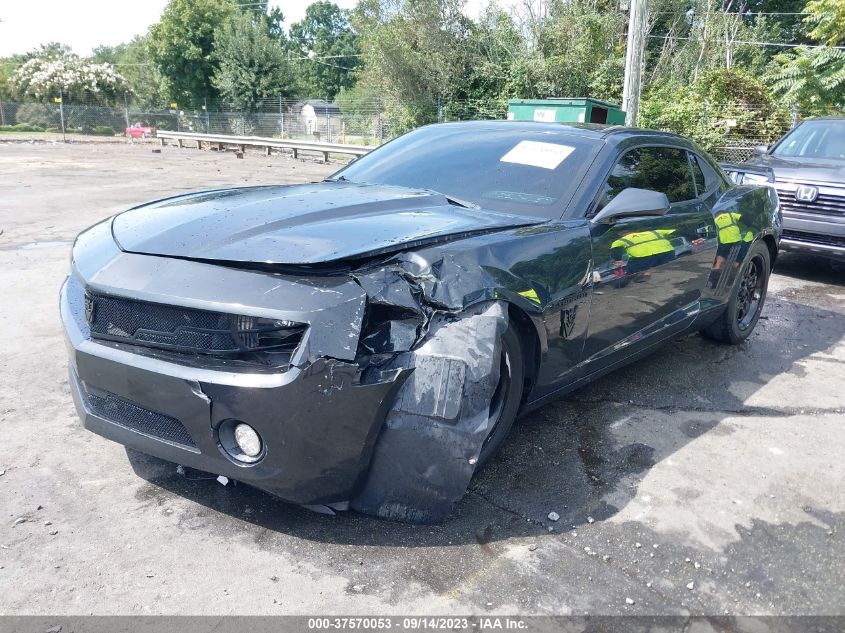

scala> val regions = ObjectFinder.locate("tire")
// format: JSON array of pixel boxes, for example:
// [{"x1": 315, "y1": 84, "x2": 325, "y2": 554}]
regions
[
  {"x1": 476, "y1": 324, "x2": 525, "y2": 467},
  {"x1": 703, "y1": 241, "x2": 771, "y2": 345}
]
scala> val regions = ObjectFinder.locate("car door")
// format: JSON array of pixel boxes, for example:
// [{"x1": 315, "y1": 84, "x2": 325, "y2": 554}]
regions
[{"x1": 581, "y1": 145, "x2": 718, "y2": 364}]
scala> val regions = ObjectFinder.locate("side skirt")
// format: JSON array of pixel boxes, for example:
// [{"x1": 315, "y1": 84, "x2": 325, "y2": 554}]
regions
[{"x1": 519, "y1": 306, "x2": 707, "y2": 416}]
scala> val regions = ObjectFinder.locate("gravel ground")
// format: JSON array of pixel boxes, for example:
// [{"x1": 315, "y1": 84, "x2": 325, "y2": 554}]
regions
[{"x1": 0, "y1": 140, "x2": 843, "y2": 616}]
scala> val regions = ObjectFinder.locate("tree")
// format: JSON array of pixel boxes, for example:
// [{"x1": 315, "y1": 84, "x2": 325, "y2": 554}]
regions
[
  {"x1": 646, "y1": 0, "x2": 807, "y2": 88},
  {"x1": 460, "y1": 6, "x2": 525, "y2": 100},
  {"x1": 533, "y1": 0, "x2": 626, "y2": 101},
  {"x1": 148, "y1": 0, "x2": 237, "y2": 105},
  {"x1": 1, "y1": 44, "x2": 75, "y2": 102},
  {"x1": 93, "y1": 37, "x2": 166, "y2": 108},
  {"x1": 212, "y1": 11, "x2": 297, "y2": 111},
  {"x1": 804, "y1": 0, "x2": 845, "y2": 46},
  {"x1": 290, "y1": 2, "x2": 360, "y2": 99},
  {"x1": 766, "y1": 46, "x2": 845, "y2": 112},
  {"x1": 354, "y1": 0, "x2": 472, "y2": 131},
  {"x1": 0, "y1": 65, "x2": 15, "y2": 101},
  {"x1": 12, "y1": 52, "x2": 130, "y2": 104},
  {"x1": 641, "y1": 68, "x2": 789, "y2": 153}
]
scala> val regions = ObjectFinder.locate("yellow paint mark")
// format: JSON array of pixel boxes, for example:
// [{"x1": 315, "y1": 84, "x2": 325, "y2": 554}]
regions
[{"x1": 518, "y1": 288, "x2": 541, "y2": 304}]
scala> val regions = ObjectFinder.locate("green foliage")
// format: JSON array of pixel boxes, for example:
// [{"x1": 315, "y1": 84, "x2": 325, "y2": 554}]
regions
[
  {"x1": 641, "y1": 69, "x2": 789, "y2": 152},
  {"x1": 459, "y1": 6, "x2": 524, "y2": 100},
  {"x1": 290, "y1": 2, "x2": 360, "y2": 100},
  {"x1": 237, "y1": 0, "x2": 287, "y2": 37},
  {"x1": 458, "y1": 0, "x2": 625, "y2": 103},
  {"x1": 766, "y1": 46, "x2": 845, "y2": 112},
  {"x1": 354, "y1": 0, "x2": 471, "y2": 131},
  {"x1": 94, "y1": 37, "x2": 166, "y2": 108},
  {"x1": 92, "y1": 126, "x2": 117, "y2": 135},
  {"x1": 148, "y1": 0, "x2": 237, "y2": 105},
  {"x1": 0, "y1": 123, "x2": 45, "y2": 132},
  {"x1": 804, "y1": 0, "x2": 845, "y2": 46},
  {"x1": 14, "y1": 102, "x2": 58, "y2": 127},
  {"x1": 647, "y1": 1, "x2": 802, "y2": 87},
  {"x1": 212, "y1": 11, "x2": 297, "y2": 113},
  {"x1": 529, "y1": 0, "x2": 626, "y2": 101},
  {"x1": 640, "y1": 82, "x2": 723, "y2": 150},
  {"x1": 5, "y1": 0, "x2": 845, "y2": 143},
  {"x1": 335, "y1": 83, "x2": 382, "y2": 138},
  {"x1": 0, "y1": 64, "x2": 16, "y2": 101}
]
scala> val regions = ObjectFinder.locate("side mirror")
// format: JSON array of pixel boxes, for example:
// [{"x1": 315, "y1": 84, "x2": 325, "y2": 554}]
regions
[
  {"x1": 752, "y1": 144, "x2": 769, "y2": 156},
  {"x1": 591, "y1": 188, "x2": 671, "y2": 224}
]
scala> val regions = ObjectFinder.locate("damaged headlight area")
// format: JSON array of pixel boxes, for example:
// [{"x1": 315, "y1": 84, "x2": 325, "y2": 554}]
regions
[{"x1": 357, "y1": 303, "x2": 423, "y2": 355}]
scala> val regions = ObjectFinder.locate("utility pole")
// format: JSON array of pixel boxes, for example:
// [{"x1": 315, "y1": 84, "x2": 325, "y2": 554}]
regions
[{"x1": 622, "y1": 0, "x2": 648, "y2": 127}]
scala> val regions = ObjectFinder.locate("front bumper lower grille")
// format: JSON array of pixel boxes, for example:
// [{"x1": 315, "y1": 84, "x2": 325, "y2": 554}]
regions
[
  {"x1": 782, "y1": 229, "x2": 845, "y2": 249},
  {"x1": 85, "y1": 291, "x2": 306, "y2": 367},
  {"x1": 85, "y1": 389, "x2": 197, "y2": 449}
]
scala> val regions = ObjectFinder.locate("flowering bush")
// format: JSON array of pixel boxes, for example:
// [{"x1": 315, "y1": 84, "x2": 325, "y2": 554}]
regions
[{"x1": 13, "y1": 54, "x2": 130, "y2": 104}]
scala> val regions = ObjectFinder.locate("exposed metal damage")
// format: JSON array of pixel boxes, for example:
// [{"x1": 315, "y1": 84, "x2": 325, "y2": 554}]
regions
[
  {"x1": 351, "y1": 299, "x2": 508, "y2": 522},
  {"x1": 306, "y1": 256, "x2": 512, "y2": 522}
]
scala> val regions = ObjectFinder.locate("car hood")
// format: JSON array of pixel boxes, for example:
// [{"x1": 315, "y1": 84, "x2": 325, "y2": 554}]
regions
[
  {"x1": 744, "y1": 154, "x2": 845, "y2": 183},
  {"x1": 111, "y1": 182, "x2": 547, "y2": 265}
]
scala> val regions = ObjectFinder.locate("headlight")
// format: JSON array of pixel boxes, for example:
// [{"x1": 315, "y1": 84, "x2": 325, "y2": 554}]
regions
[{"x1": 741, "y1": 172, "x2": 770, "y2": 185}]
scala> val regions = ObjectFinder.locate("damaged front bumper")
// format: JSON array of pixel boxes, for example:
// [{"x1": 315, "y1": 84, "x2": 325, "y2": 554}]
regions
[
  {"x1": 62, "y1": 275, "x2": 407, "y2": 505},
  {"x1": 63, "y1": 220, "x2": 413, "y2": 505},
  {"x1": 62, "y1": 222, "x2": 514, "y2": 521}
]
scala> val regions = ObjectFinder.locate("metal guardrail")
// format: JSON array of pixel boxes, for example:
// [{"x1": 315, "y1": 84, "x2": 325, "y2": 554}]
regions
[{"x1": 156, "y1": 130, "x2": 372, "y2": 161}]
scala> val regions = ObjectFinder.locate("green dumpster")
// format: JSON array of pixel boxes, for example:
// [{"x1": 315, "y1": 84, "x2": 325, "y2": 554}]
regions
[{"x1": 507, "y1": 98, "x2": 626, "y2": 125}]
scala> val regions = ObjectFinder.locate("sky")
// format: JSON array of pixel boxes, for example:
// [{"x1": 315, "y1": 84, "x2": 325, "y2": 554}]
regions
[{"x1": 0, "y1": 0, "x2": 508, "y2": 58}]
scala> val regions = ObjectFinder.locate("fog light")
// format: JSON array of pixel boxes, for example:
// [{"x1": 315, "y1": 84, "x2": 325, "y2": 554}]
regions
[
  {"x1": 218, "y1": 419, "x2": 264, "y2": 464},
  {"x1": 234, "y1": 423, "x2": 262, "y2": 458}
]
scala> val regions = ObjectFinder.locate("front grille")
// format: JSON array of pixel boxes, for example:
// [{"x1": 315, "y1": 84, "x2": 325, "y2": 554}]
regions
[
  {"x1": 776, "y1": 187, "x2": 845, "y2": 217},
  {"x1": 85, "y1": 390, "x2": 197, "y2": 449},
  {"x1": 85, "y1": 292, "x2": 306, "y2": 365},
  {"x1": 782, "y1": 229, "x2": 845, "y2": 249}
]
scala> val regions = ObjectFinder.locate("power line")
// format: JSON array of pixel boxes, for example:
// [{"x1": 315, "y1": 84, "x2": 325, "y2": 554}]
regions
[
  {"x1": 0, "y1": 52, "x2": 363, "y2": 67},
  {"x1": 648, "y1": 34, "x2": 845, "y2": 50},
  {"x1": 655, "y1": 10, "x2": 813, "y2": 16}
]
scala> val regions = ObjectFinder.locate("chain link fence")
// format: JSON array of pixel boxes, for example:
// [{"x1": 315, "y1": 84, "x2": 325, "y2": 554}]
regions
[
  {"x1": 1, "y1": 96, "x2": 841, "y2": 160},
  {"x1": 0, "y1": 96, "x2": 509, "y2": 146}
]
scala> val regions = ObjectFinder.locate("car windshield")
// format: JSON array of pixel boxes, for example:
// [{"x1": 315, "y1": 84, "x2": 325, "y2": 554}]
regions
[
  {"x1": 772, "y1": 119, "x2": 845, "y2": 160},
  {"x1": 330, "y1": 124, "x2": 602, "y2": 217}
]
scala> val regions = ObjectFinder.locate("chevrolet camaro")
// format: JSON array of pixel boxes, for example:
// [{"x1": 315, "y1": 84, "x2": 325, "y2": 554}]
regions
[{"x1": 62, "y1": 122, "x2": 781, "y2": 522}]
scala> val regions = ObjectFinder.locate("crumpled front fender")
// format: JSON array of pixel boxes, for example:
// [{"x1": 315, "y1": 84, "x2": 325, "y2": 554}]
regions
[{"x1": 351, "y1": 301, "x2": 509, "y2": 523}]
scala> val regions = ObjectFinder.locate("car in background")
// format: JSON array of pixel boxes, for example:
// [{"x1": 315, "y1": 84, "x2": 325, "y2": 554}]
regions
[
  {"x1": 741, "y1": 117, "x2": 845, "y2": 261},
  {"x1": 125, "y1": 122, "x2": 153, "y2": 139}
]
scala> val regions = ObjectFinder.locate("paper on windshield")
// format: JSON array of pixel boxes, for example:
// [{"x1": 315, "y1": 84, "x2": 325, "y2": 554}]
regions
[{"x1": 500, "y1": 141, "x2": 575, "y2": 170}]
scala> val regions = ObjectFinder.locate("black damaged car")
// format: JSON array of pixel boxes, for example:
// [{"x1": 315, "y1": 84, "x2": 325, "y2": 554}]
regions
[{"x1": 62, "y1": 122, "x2": 781, "y2": 523}]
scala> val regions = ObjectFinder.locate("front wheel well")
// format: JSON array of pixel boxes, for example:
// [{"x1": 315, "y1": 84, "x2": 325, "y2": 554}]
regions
[
  {"x1": 762, "y1": 234, "x2": 778, "y2": 269},
  {"x1": 507, "y1": 304, "x2": 541, "y2": 403}
]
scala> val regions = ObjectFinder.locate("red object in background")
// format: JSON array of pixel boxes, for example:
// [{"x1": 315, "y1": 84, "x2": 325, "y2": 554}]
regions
[
  {"x1": 612, "y1": 261, "x2": 625, "y2": 278},
  {"x1": 125, "y1": 123, "x2": 153, "y2": 138}
]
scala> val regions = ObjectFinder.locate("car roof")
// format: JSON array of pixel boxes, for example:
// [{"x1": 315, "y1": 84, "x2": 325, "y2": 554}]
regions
[{"x1": 425, "y1": 120, "x2": 692, "y2": 144}]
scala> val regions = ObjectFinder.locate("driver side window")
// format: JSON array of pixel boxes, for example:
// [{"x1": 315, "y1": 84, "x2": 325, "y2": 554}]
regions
[{"x1": 599, "y1": 146, "x2": 696, "y2": 210}]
